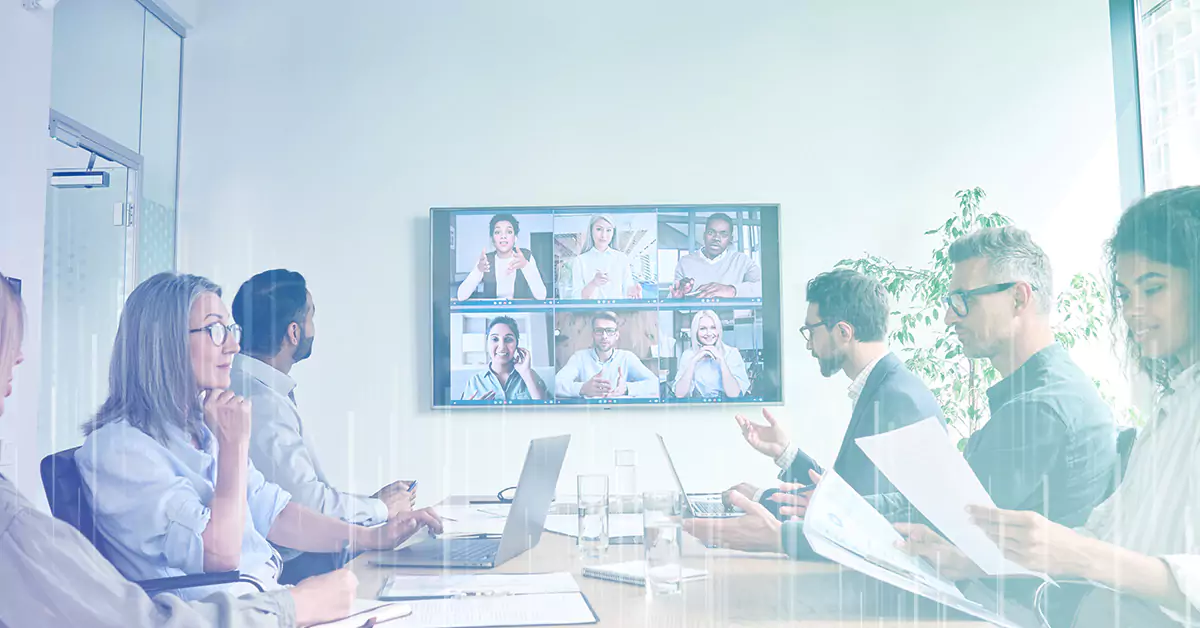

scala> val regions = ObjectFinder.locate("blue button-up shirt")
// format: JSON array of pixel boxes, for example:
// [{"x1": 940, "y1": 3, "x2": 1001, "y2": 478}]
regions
[
  {"x1": 76, "y1": 419, "x2": 292, "y2": 601},
  {"x1": 554, "y1": 347, "x2": 660, "y2": 398}
]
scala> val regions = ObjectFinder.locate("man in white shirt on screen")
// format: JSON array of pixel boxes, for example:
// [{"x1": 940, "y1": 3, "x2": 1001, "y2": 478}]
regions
[
  {"x1": 230, "y1": 269, "x2": 419, "y2": 584},
  {"x1": 671, "y1": 212, "x2": 762, "y2": 299},
  {"x1": 554, "y1": 311, "x2": 660, "y2": 399}
]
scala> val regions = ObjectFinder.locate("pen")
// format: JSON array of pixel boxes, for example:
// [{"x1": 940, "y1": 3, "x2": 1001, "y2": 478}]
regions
[{"x1": 407, "y1": 480, "x2": 418, "y2": 493}]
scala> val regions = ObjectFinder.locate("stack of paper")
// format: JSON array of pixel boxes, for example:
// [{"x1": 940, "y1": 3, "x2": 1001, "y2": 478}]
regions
[
  {"x1": 379, "y1": 572, "x2": 580, "y2": 600},
  {"x1": 855, "y1": 417, "x2": 1048, "y2": 579}
]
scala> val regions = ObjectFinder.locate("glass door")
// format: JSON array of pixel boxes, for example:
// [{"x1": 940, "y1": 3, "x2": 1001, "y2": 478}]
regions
[{"x1": 39, "y1": 166, "x2": 135, "y2": 453}]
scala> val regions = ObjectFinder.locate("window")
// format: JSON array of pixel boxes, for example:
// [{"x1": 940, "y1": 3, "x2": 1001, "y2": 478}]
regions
[{"x1": 1124, "y1": 0, "x2": 1200, "y2": 194}]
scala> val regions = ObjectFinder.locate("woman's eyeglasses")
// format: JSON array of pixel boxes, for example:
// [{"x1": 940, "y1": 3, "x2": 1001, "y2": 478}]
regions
[{"x1": 189, "y1": 322, "x2": 242, "y2": 347}]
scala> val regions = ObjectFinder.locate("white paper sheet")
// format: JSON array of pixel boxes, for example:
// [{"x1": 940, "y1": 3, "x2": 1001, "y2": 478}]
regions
[
  {"x1": 309, "y1": 600, "x2": 412, "y2": 627},
  {"x1": 435, "y1": 505, "x2": 508, "y2": 537},
  {"x1": 542, "y1": 514, "x2": 644, "y2": 539},
  {"x1": 400, "y1": 592, "x2": 597, "y2": 627},
  {"x1": 803, "y1": 471, "x2": 1026, "y2": 628},
  {"x1": 379, "y1": 572, "x2": 580, "y2": 600},
  {"x1": 855, "y1": 417, "x2": 1047, "y2": 578}
]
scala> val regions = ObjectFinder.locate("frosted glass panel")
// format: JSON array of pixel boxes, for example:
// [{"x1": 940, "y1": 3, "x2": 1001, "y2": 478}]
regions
[
  {"x1": 51, "y1": 0, "x2": 146, "y2": 151},
  {"x1": 39, "y1": 169, "x2": 131, "y2": 454},
  {"x1": 139, "y1": 15, "x2": 182, "y2": 277}
]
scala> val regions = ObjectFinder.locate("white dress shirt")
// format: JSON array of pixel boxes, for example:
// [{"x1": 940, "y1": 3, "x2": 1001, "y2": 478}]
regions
[
  {"x1": 231, "y1": 355, "x2": 389, "y2": 544},
  {"x1": 1077, "y1": 363, "x2": 1200, "y2": 624},
  {"x1": 567, "y1": 247, "x2": 637, "y2": 299},
  {"x1": 772, "y1": 353, "x2": 887, "y2": 473},
  {"x1": 554, "y1": 348, "x2": 659, "y2": 398}
]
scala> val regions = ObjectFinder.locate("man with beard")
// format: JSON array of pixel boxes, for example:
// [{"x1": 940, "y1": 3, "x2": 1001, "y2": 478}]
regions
[
  {"x1": 231, "y1": 269, "x2": 418, "y2": 583},
  {"x1": 724, "y1": 269, "x2": 941, "y2": 510},
  {"x1": 554, "y1": 311, "x2": 660, "y2": 399}
]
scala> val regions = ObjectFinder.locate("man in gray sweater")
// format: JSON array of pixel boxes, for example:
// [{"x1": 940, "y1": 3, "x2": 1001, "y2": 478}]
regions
[{"x1": 670, "y1": 212, "x2": 763, "y2": 299}]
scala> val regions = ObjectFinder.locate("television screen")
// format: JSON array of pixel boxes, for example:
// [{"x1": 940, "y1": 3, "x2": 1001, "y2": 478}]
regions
[{"x1": 431, "y1": 205, "x2": 783, "y2": 408}]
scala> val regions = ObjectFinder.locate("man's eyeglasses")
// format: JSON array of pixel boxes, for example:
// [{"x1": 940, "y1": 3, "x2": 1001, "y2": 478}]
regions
[
  {"x1": 593, "y1": 328, "x2": 619, "y2": 337},
  {"x1": 799, "y1": 320, "x2": 834, "y2": 342},
  {"x1": 190, "y1": 322, "x2": 242, "y2": 347},
  {"x1": 943, "y1": 282, "x2": 1038, "y2": 318}
]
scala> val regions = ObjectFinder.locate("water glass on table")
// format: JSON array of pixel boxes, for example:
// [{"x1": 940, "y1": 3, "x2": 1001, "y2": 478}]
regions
[
  {"x1": 613, "y1": 449, "x2": 638, "y2": 513},
  {"x1": 577, "y1": 474, "x2": 610, "y2": 559},
  {"x1": 642, "y1": 490, "x2": 684, "y2": 596}
]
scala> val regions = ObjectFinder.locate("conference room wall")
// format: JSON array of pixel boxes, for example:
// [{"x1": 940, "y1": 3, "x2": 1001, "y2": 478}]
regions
[{"x1": 177, "y1": 0, "x2": 1126, "y2": 501}]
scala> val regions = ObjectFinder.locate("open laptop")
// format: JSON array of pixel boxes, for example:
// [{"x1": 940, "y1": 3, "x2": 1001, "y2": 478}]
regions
[
  {"x1": 656, "y1": 434, "x2": 743, "y2": 518},
  {"x1": 371, "y1": 434, "x2": 570, "y2": 569}
]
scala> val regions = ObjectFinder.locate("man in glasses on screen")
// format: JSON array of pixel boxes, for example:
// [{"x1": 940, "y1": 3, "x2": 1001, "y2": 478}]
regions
[
  {"x1": 686, "y1": 227, "x2": 1118, "y2": 561},
  {"x1": 554, "y1": 311, "x2": 659, "y2": 399},
  {"x1": 670, "y1": 212, "x2": 762, "y2": 299}
]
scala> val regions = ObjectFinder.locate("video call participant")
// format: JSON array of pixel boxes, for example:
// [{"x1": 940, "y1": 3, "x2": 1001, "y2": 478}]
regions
[
  {"x1": 0, "y1": 271, "x2": 358, "y2": 628},
  {"x1": 672, "y1": 310, "x2": 750, "y2": 398},
  {"x1": 898, "y1": 187, "x2": 1200, "y2": 628},
  {"x1": 76, "y1": 273, "x2": 441, "y2": 603},
  {"x1": 460, "y1": 316, "x2": 549, "y2": 402},
  {"x1": 725, "y1": 269, "x2": 940, "y2": 504},
  {"x1": 456, "y1": 213, "x2": 548, "y2": 301},
  {"x1": 231, "y1": 270, "x2": 424, "y2": 584},
  {"x1": 686, "y1": 229, "x2": 1118, "y2": 560},
  {"x1": 555, "y1": 311, "x2": 658, "y2": 399},
  {"x1": 671, "y1": 212, "x2": 762, "y2": 299},
  {"x1": 567, "y1": 214, "x2": 642, "y2": 300}
]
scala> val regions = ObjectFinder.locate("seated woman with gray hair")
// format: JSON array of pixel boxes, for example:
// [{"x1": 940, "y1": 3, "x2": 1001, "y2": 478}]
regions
[
  {"x1": 672, "y1": 310, "x2": 750, "y2": 398},
  {"x1": 75, "y1": 273, "x2": 442, "y2": 606}
]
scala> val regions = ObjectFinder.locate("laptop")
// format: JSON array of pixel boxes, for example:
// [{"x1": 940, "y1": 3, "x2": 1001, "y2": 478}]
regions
[
  {"x1": 371, "y1": 434, "x2": 570, "y2": 568},
  {"x1": 656, "y1": 434, "x2": 743, "y2": 518}
]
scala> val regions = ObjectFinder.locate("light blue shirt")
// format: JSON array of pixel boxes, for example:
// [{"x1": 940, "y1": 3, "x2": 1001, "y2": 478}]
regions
[
  {"x1": 231, "y1": 354, "x2": 389, "y2": 543},
  {"x1": 554, "y1": 348, "x2": 659, "y2": 398},
  {"x1": 76, "y1": 419, "x2": 292, "y2": 601},
  {"x1": 674, "y1": 344, "x2": 751, "y2": 398},
  {"x1": 461, "y1": 368, "x2": 548, "y2": 402}
]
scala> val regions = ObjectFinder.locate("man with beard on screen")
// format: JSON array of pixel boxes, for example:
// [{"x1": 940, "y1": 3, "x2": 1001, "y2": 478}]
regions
[
  {"x1": 723, "y1": 269, "x2": 941, "y2": 513},
  {"x1": 231, "y1": 270, "x2": 421, "y2": 584}
]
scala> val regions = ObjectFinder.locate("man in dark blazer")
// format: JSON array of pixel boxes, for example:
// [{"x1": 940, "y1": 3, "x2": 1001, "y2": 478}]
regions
[{"x1": 725, "y1": 268, "x2": 943, "y2": 512}]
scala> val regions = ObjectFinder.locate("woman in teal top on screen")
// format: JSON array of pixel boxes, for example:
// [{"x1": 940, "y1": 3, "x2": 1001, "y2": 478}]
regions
[
  {"x1": 75, "y1": 273, "x2": 441, "y2": 603},
  {"x1": 672, "y1": 310, "x2": 750, "y2": 398},
  {"x1": 461, "y1": 316, "x2": 549, "y2": 402}
]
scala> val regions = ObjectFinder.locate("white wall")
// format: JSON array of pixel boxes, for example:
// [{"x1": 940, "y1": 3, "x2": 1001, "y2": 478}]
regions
[
  {"x1": 0, "y1": 2, "x2": 53, "y2": 507},
  {"x1": 178, "y1": 0, "x2": 1124, "y2": 501}
]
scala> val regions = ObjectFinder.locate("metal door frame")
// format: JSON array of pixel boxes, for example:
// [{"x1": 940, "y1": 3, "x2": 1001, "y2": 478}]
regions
[{"x1": 48, "y1": 108, "x2": 145, "y2": 295}]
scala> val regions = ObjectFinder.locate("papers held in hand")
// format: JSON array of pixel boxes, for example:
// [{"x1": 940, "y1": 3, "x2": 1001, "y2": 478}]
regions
[{"x1": 855, "y1": 417, "x2": 1048, "y2": 579}]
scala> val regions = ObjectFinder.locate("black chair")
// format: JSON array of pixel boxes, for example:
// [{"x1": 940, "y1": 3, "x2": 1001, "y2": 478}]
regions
[
  {"x1": 1116, "y1": 426, "x2": 1138, "y2": 480},
  {"x1": 40, "y1": 447, "x2": 264, "y2": 595}
]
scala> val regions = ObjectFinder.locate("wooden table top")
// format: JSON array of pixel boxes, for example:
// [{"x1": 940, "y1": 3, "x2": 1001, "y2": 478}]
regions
[{"x1": 349, "y1": 498, "x2": 990, "y2": 627}]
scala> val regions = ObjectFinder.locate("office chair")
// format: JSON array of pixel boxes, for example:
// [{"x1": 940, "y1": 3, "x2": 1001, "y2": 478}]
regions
[{"x1": 40, "y1": 447, "x2": 264, "y2": 595}]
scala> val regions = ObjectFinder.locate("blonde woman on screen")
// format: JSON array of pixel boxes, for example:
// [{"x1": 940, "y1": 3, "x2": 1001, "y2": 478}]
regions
[
  {"x1": 672, "y1": 310, "x2": 750, "y2": 398},
  {"x1": 568, "y1": 214, "x2": 642, "y2": 300}
]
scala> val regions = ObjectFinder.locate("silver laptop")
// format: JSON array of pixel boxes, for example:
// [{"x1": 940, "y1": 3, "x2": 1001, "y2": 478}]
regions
[
  {"x1": 371, "y1": 434, "x2": 570, "y2": 568},
  {"x1": 656, "y1": 434, "x2": 743, "y2": 519}
]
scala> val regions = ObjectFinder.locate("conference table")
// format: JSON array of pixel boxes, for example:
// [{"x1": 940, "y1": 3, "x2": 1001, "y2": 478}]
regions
[{"x1": 349, "y1": 497, "x2": 991, "y2": 627}]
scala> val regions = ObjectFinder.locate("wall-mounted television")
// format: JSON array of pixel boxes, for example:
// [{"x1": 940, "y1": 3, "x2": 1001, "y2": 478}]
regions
[{"x1": 431, "y1": 205, "x2": 783, "y2": 408}]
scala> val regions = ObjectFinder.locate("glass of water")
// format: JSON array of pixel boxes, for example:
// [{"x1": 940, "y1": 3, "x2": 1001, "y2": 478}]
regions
[
  {"x1": 642, "y1": 490, "x2": 684, "y2": 596},
  {"x1": 613, "y1": 449, "x2": 638, "y2": 513},
  {"x1": 577, "y1": 474, "x2": 609, "y2": 559}
]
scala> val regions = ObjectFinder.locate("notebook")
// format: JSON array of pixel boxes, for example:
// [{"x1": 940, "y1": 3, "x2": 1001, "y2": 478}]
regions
[
  {"x1": 309, "y1": 600, "x2": 412, "y2": 627},
  {"x1": 581, "y1": 560, "x2": 708, "y2": 587}
]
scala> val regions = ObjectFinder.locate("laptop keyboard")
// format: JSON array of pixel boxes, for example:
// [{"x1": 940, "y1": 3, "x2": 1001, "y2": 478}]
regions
[
  {"x1": 691, "y1": 500, "x2": 730, "y2": 515},
  {"x1": 445, "y1": 541, "x2": 500, "y2": 562}
]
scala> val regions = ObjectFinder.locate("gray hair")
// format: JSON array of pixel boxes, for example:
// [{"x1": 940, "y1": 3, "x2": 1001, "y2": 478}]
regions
[
  {"x1": 948, "y1": 226, "x2": 1053, "y2": 314},
  {"x1": 0, "y1": 272, "x2": 24, "y2": 373},
  {"x1": 84, "y1": 273, "x2": 222, "y2": 443},
  {"x1": 581, "y1": 214, "x2": 618, "y2": 254}
]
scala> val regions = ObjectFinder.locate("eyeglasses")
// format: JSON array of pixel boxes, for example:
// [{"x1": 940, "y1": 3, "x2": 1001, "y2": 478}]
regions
[
  {"x1": 799, "y1": 320, "x2": 834, "y2": 342},
  {"x1": 593, "y1": 328, "x2": 619, "y2": 337},
  {"x1": 190, "y1": 322, "x2": 242, "y2": 347},
  {"x1": 943, "y1": 282, "x2": 1038, "y2": 318}
]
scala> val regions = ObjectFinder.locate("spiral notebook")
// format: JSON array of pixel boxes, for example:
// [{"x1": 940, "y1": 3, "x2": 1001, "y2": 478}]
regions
[{"x1": 581, "y1": 560, "x2": 708, "y2": 587}]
